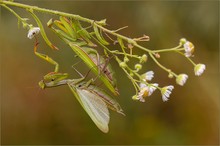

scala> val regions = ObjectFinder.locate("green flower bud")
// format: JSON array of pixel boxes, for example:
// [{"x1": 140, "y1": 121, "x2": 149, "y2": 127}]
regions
[
  {"x1": 22, "y1": 22, "x2": 28, "y2": 29},
  {"x1": 135, "y1": 64, "x2": 142, "y2": 70},
  {"x1": 180, "y1": 38, "x2": 187, "y2": 45},
  {"x1": 129, "y1": 72, "x2": 134, "y2": 77},
  {"x1": 124, "y1": 56, "x2": 129, "y2": 63},
  {"x1": 119, "y1": 62, "x2": 127, "y2": 68},
  {"x1": 132, "y1": 95, "x2": 138, "y2": 100},
  {"x1": 140, "y1": 54, "x2": 148, "y2": 63},
  {"x1": 168, "y1": 73, "x2": 174, "y2": 78}
]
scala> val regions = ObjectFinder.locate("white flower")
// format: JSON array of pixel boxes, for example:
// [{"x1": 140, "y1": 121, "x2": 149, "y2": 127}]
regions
[
  {"x1": 142, "y1": 71, "x2": 154, "y2": 81},
  {"x1": 194, "y1": 64, "x2": 206, "y2": 76},
  {"x1": 148, "y1": 83, "x2": 158, "y2": 96},
  {"x1": 184, "y1": 41, "x2": 194, "y2": 57},
  {"x1": 176, "y1": 74, "x2": 188, "y2": 86},
  {"x1": 136, "y1": 83, "x2": 158, "y2": 102},
  {"x1": 161, "y1": 85, "x2": 174, "y2": 102},
  {"x1": 27, "y1": 27, "x2": 40, "y2": 39}
]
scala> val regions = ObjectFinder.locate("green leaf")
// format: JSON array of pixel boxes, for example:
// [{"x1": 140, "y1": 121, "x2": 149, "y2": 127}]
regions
[
  {"x1": 28, "y1": 10, "x2": 59, "y2": 50},
  {"x1": 69, "y1": 43, "x2": 118, "y2": 95},
  {"x1": 60, "y1": 16, "x2": 78, "y2": 40},
  {"x1": 93, "y1": 24, "x2": 109, "y2": 45},
  {"x1": 71, "y1": 19, "x2": 96, "y2": 47}
]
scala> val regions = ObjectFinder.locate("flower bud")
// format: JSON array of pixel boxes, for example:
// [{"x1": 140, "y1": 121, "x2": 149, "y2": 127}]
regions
[
  {"x1": 168, "y1": 73, "x2": 174, "y2": 78},
  {"x1": 129, "y1": 72, "x2": 134, "y2": 77},
  {"x1": 180, "y1": 38, "x2": 187, "y2": 45},
  {"x1": 135, "y1": 64, "x2": 142, "y2": 70},
  {"x1": 119, "y1": 62, "x2": 127, "y2": 68},
  {"x1": 132, "y1": 95, "x2": 138, "y2": 100},
  {"x1": 124, "y1": 56, "x2": 129, "y2": 63},
  {"x1": 140, "y1": 54, "x2": 148, "y2": 63},
  {"x1": 22, "y1": 22, "x2": 28, "y2": 29}
]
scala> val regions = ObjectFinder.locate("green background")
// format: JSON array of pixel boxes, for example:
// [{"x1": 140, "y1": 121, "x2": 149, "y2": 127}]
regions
[{"x1": 1, "y1": 1, "x2": 219, "y2": 145}]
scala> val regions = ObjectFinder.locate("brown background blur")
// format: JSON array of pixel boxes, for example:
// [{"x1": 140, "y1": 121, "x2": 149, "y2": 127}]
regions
[{"x1": 0, "y1": 1, "x2": 219, "y2": 145}]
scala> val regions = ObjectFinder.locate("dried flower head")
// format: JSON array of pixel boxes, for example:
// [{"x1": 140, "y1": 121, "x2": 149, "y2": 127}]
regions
[
  {"x1": 27, "y1": 27, "x2": 40, "y2": 39},
  {"x1": 184, "y1": 41, "x2": 194, "y2": 57},
  {"x1": 140, "y1": 54, "x2": 148, "y2": 63}
]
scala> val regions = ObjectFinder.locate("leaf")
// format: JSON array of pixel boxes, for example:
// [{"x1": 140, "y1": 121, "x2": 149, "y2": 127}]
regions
[
  {"x1": 93, "y1": 24, "x2": 109, "y2": 45},
  {"x1": 117, "y1": 37, "x2": 125, "y2": 50},
  {"x1": 54, "y1": 20, "x2": 69, "y2": 34},
  {"x1": 69, "y1": 43, "x2": 118, "y2": 95},
  {"x1": 71, "y1": 19, "x2": 96, "y2": 47},
  {"x1": 60, "y1": 16, "x2": 78, "y2": 40},
  {"x1": 52, "y1": 27, "x2": 77, "y2": 42},
  {"x1": 28, "y1": 10, "x2": 59, "y2": 50}
]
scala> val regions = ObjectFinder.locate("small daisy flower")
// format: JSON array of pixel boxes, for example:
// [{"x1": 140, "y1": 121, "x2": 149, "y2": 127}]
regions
[
  {"x1": 161, "y1": 85, "x2": 174, "y2": 102},
  {"x1": 27, "y1": 27, "x2": 40, "y2": 39},
  {"x1": 136, "y1": 83, "x2": 158, "y2": 102},
  {"x1": 184, "y1": 41, "x2": 194, "y2": 57},
  {"x1": 141, "y1": 71, "x2": 154, "y2": 81},
  {"x1": 176, "y1": 74, "x2": 188, "y2": 86},
  {"x1": 194, "y1": 64, "x2": 206, "y2": 76}
]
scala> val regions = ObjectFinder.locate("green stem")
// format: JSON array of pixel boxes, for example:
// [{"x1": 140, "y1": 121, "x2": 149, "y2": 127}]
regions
[
  {"x1": 175, "y1": 51, "x2": 196, "y2": 66},
  {"x1": 0, "y1": 1, "x2": 93, "y2": 24},
  {"x1": 149, "y1": 52, "x2": 176, "y2": 76},
  {"x1": 115, "y1": 56, "x2": 139, "y2": 92},
  {"x1": 0, "y1": 4, "x2": 23, "y2": 21},
  {"x1": 151, "y1": 44, "x2": 183, "y2": 53},
  {"x1": 110, "y1": 50, "x2": 140, "y2": 59}
]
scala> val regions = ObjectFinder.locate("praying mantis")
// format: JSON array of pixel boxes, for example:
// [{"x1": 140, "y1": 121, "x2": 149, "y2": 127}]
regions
[
  {"x1": 29, "y1": 12, "x2": 123, "y2": 132},
  {"x1": 39, "y1": 71, "x2": 124, "y2": 133},
  {"x1": 30, "y1": 11, "x2": 118, "y2": 95}
]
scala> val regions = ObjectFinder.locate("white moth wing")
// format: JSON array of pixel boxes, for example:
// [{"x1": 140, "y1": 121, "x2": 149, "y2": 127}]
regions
[{"x1": 76, "y1": 88, "x2": 110, "y2": 133}]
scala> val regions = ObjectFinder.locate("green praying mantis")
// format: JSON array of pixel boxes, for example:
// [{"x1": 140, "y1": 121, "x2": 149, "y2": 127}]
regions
[
  {"x1": 28, "y1": 9, "x2": 118, "y2": 95},
  {"x1": 38, "y1": 71, "x2": 124, "y2": 133},
  {"x1": 29, "y1": 11, "x2": 124, "y2": 132},
  {"x1": 47, "y1": 16, "x2": 119, "y2": 95},
  {"x1": 32, "y1": 24, "x2": 123, "y2": 133}
]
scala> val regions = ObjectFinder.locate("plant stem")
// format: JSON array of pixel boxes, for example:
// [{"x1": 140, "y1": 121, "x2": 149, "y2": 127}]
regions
[
  {"x1": 151, "y1": 44, "x2": 183, "y2": 53},
  {"x1": 0, "y1": 4, "x2": 23, "y2": 21},
  {"x1": 149, "y1": 52, "x2": 176, "y2": 76},
  {"x1": 0, "y1": 0, "x2": 93, "y2": 23}
]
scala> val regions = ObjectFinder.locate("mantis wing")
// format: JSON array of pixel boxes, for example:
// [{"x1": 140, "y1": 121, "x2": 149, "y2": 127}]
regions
[
  {"x1": 68, "y1": 82, "x2": 109, "y2": 133},
  {"x1": 77, "y1": 88, "x2": 110, "y2": 133}
]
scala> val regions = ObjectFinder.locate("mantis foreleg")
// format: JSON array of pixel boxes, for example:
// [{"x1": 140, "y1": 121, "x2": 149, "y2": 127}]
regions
[{"x1": 34, "y1": 41, "x2": 59, "y2": 73}]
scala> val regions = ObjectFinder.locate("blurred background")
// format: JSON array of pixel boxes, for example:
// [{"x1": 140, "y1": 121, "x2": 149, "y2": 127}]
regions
[{"x1": 1, "y1": 1, "x2": 219, "y2": 145}]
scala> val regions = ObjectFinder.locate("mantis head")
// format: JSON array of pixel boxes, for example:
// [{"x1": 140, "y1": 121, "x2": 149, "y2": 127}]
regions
[{"x1": 39, "y1": 72, "x2": 69, "y2": 89}]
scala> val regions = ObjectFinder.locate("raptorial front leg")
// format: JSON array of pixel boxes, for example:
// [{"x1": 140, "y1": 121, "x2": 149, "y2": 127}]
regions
[{"x1": 34, "y1": 41, "x2": 59, "y2": 73}]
